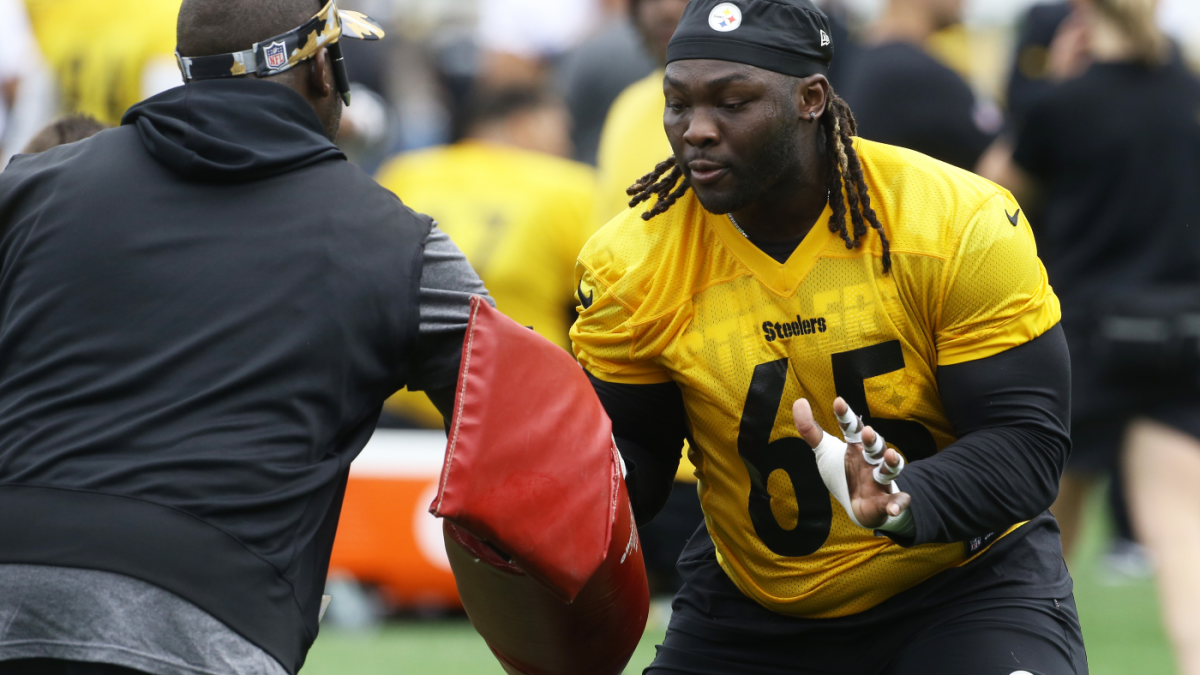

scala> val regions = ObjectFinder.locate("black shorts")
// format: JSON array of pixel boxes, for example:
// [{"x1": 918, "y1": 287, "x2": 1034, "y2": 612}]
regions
[{"x1": 645, "y1": 521, "x2": 1087, "y2": 675}]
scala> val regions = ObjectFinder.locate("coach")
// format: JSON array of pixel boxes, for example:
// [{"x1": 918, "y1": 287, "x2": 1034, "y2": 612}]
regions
[{"x1": 0, "y1": 2, "x2": 487, "y2": 675}]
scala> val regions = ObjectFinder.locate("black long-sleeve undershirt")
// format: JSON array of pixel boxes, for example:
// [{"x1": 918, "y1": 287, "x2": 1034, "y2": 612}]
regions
[
  {"x1": 588, "y1": 324, "x2": 1072, "y2": 545},
  {"x1": 587, "y1": 374, "x2": 688, "y2": 526},
  {"x1": 892, "y1": 325, "x2": 1071, "y2": 545}
]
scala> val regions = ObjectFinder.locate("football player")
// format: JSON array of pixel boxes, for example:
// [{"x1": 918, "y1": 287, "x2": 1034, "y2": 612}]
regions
[{"x1": 571, "y1": 1, "x2": 1084, "y2": 673}]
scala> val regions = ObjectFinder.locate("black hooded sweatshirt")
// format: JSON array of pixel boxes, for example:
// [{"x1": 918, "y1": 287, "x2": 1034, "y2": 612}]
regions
[{"x1": 0, "y1": 80, "x2": 433, "y2": 673}]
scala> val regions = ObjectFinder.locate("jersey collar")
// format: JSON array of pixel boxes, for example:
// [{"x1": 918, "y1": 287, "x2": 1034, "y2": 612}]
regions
[{"x1": 710, "y1": 203, "x2": 834, "y2": 296}]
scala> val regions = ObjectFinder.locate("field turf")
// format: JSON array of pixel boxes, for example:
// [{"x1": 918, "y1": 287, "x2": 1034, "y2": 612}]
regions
[{"x1": 303, "y1": 489, "x2": 1175, "y2": 674}]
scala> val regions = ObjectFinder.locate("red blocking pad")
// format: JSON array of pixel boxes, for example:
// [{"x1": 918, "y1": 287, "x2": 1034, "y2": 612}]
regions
[{"x1": 430, "y1": 297, "x2": 649, "y2": 675}]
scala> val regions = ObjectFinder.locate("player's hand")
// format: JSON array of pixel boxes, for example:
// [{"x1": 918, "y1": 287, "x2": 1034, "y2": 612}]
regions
[{"x1": 792, "y1": 398, "x2": 911, "y2": 529}]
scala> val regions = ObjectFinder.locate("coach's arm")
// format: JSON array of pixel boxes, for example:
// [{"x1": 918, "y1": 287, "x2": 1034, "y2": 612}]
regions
[{"x1": 886, "y1": 323, "x2": 1072, "y2": 547}]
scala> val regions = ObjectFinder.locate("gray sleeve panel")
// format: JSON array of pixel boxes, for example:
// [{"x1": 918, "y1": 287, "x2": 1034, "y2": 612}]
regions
[
  {"x1": 418, "y1": 225, "x2": 493, "y2": 336},
  {"x1": 407, "y1": 225, "x2": 493, "y2": 398}
]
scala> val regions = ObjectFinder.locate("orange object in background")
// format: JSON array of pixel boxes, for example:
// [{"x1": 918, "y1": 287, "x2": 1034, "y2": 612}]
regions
[{"x1": 329, "y1": 429, "x2": 461, "y2": 610}]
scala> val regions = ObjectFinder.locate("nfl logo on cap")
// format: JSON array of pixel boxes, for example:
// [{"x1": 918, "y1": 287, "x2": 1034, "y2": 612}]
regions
[
  {"x1": 709, "y1": 2, "x2": 742, "y2": 32},
  {"x1": 264, "y1": 41, "x2": 288, "y2": 70}
]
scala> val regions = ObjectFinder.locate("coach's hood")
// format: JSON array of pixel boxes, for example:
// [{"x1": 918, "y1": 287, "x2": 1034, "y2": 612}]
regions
[{"x1": 122, "y1": 79, "x2": 345, "y2": 182}]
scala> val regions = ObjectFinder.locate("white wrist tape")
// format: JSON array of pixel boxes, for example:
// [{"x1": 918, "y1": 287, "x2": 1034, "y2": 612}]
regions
[
  {"x1": 836, "y1": 405, "x2": 863, "y2": 444},
  {"x1": 812, "y1": 431, "x2": 864, "y2": 527},
  {"x1": 812, "y1": 430, "x2": 907, "y2": 531}
]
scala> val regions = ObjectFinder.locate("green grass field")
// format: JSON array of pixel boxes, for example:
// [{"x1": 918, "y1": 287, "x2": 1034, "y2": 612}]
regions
[{"x1": 303, "y1": 490, "x2": 1175, "y2": 674}]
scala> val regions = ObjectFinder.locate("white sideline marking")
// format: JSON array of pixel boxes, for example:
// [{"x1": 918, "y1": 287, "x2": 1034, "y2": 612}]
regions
[{"x1": 349, "y1": 429, "x2": 447, "y2": 479}]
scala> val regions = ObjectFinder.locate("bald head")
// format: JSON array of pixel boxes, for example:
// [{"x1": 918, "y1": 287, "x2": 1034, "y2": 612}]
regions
[
  {"x1": 176, "y1": 0, "x2": 343, "y2": 141},
  {"x1": 177, "y1": 0, "x2": 323, "y2": 58}
]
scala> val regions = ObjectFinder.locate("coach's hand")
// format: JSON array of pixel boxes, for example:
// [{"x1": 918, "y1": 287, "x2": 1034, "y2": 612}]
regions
[{"x1": 792, "y1": 398, "x2": 911, "y2": 529}]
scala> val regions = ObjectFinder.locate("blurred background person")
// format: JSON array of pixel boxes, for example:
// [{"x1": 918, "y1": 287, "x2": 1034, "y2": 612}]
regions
[
  {"x1": 556, "y1": 0, "x2": 656, "y2": 165},
  {"x1": 1005, "y1": 1, "x2": 1077, "y2": 128},
  {"x1": 980, "y1": 1, "x2": 1200, "y2": 673},
  {"x1": 819, "y1": 0, "x2": 862, "y2": 90},
  {"x1": 23, "y1": 0, "x2": 181, "y2": 127},
  {"x1": 375, "y1": 85, "x2": 596, "y2": 428},
  {"x1": 0, "y1": 0, "x2": 53, "y2": 162},
  {"x1": 475, "y1": 0, "x2": 605, "y2": 87},
  {"x1": 839, "y1": 0, "x2": 1002, "y2": 170},
  {"x1": 593, "y1": 0, "x2": 688, "y2": 225},
  {"x1": 984, "y1": 0, "x2": 1151, "y2": 583}
]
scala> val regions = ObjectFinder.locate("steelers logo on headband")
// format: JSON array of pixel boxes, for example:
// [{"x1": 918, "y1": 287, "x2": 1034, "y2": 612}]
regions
[
  {"x1": 176, "y1": 0, "x2": 384, "y2": 83},
  {"x1": 668, "y1": 0, "x2": 834, "y2": 79},
  {"x1": 709, "y1": 3, "x2": 743, "y2": 32}
]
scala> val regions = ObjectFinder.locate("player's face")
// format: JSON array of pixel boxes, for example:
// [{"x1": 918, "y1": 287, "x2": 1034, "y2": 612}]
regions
[{"x1": 663, "y1": 60, "x2": 809, "y2": 216}]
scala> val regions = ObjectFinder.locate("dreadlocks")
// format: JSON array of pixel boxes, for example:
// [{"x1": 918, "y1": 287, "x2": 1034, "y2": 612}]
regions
[{"x1": 626, "y1": 90, "x2": 892, "y2": 273}]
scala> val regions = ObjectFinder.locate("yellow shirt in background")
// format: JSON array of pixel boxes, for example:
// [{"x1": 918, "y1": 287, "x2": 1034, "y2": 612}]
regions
[
  {"x1": 376, "y1": 141, "x2": 598, "y2": 427},
  {"x1": 25, "y1": 0, "x2": 180, "y2": 125},
  {"x1": 594, "y1": 70, "x2": 671, "y2": 227}
]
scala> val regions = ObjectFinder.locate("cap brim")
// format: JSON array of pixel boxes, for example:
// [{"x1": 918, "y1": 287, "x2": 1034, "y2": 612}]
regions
[{"x1": 338, "y1": 10, "x2": 385, "y2": 40}]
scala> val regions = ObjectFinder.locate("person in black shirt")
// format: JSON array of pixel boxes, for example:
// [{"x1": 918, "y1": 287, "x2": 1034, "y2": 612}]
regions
[
  {"x1": 838, "y1": 0, "x2": 1001, "y2": 170},
  {"x1": 1005, "y1": 2, "x2": 1075, "y2": 128},
  {"x1": 0, "y1": 1, "x2": 490, "y2": 674},
  {"x1": 983, "y1": 2, "x2": 1200, "y2": 673},
  {"x1": 991, "y1": 0, "x2": 1153, "y2": 581}
]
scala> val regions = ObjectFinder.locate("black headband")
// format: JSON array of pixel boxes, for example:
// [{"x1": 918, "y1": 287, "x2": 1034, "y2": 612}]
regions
[{"x1": 666, "y1": 0, "x2": 834, "y2": 79}]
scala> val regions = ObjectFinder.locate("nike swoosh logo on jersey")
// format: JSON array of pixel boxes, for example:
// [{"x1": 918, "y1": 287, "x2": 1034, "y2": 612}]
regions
[
  {"x1": 1006, "y1": 209, "x2": 1021, "y2": 227},
  {"x1": 578, "y1": 281, "x2": 594, "y2": 310}
]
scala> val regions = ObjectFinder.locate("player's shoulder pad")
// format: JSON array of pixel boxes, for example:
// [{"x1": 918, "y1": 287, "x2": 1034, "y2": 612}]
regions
[
  {"x1": 578, "y1": 190, "x2": 718, "y2": 323},
  {"x1": 853, "y1": 138, "x2": 1022, "y2": 259}
]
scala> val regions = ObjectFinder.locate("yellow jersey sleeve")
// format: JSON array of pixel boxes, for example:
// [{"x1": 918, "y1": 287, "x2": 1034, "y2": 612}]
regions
[
  {"x1": 935, "y1": 192, "x2": 1061, "y2": 366},
  {"x1": 571, "y1": 260, "x2": 673, "y2": 385}
]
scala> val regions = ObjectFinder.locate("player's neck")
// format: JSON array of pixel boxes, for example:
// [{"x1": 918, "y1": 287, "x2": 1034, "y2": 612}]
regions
[{"x1": 729, "y1": 158, "x2": 829, "y2": 244}]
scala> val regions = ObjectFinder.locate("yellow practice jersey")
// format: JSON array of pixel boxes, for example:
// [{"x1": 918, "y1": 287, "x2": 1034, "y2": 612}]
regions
[
  {"x1": 572, "y1": 138, "x2": 1060, "y2": 618},
  {"x1": 26, "y1": 0, "x2": 180, "y2": 125},
  {"x1": 377, "y1": 141, "x2": 598, "y2": 427},
  {"x1": 594, "y1": 70, "x2": 672, "y2": 226}
]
